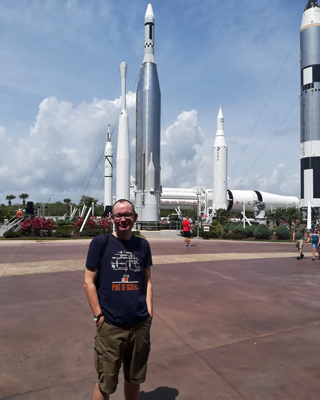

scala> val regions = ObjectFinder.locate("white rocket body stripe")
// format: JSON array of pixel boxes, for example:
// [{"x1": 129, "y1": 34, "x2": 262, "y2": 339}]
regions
[
  {"x1": 116, "y1": 62, "x2": 130, "y2": 201},
  {"x1": 104, "y1": 125, "x2": 113, "y2": 211},
  {"x1": 212, "y1": 107, "x2": 227, "y2": 210}
]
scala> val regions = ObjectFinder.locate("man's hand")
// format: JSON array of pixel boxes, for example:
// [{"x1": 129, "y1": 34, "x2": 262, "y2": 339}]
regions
[{"x1": 96, "y1": 315, "x2": 104, "y2": 330}]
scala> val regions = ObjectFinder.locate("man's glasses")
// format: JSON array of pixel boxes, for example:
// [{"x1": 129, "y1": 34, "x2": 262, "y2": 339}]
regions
[{"x1": 113, "y1": 213, "x2": 134, "y2": 221}]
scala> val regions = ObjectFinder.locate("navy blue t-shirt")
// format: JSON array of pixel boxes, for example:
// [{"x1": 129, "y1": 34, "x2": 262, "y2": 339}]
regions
[{"x1": 86, "y1": 234, "x2": 152, "y2": 326}]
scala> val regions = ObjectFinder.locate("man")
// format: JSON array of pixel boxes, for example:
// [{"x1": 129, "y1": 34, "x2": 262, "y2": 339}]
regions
[
  {"x1": 84, "y1": 199, "x2": 153, "y2": 400},
  {"x1": 182, "y1": 216, "x2": 191, "y2": 247},
  {"x1": 292, "y1": 219, "x2": 308, "y2": 260}
]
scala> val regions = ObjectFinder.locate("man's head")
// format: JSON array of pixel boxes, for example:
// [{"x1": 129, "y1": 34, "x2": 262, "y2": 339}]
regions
[
  {"x1": 296, "y1": 219, "x2": 301, "y2": 226},
  {"x1": 185, "y1": 216, "x2": 189, "y2": 220},
  {"x1": 111, "y1": 199, "x2": 138, "y2": 237}
]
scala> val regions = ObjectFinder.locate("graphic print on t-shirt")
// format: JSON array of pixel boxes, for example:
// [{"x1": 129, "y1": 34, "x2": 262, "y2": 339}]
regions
[{"x1": 111, "y1": 251, "x2": 140, "y2": 292}]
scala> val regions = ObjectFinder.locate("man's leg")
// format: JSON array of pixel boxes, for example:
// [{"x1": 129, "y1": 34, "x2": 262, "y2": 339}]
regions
[
  {"x1": 124, "y1": 380, "x2": 140, "y2": 400},
  {"x1": 93, "y1": 383, "x2": 109, "y2": 400}
]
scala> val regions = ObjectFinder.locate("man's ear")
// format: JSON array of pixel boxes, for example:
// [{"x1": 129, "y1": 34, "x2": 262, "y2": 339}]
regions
[
  {"x1": 134, "y1": 213, "x2": 138, "y2": 223},
  {"x1": 110, "y1": 214, "x2": 115, "y2": 224}
]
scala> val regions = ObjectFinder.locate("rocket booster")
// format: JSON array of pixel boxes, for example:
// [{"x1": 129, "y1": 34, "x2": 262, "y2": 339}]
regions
[
  {"x1": 116, "y1": 62, "x2": 130, "y2": 201},
  {"x1": 104, "y1": 124, "x2": 113, "y2": 215},
  {"x1": 300, "y1": 0, "x2": 320, "y2": 209},
  {"x1": 135, "y1": 4, "x2": 161, "y2": 222},
  {"x1": 212, "y1": 107, "x2": 228, "y2": 210}
]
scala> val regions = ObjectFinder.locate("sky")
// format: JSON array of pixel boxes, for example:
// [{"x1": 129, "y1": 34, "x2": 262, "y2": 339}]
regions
[{"x1": 0, "y1": 0, "x2": 306, "y2": 206}]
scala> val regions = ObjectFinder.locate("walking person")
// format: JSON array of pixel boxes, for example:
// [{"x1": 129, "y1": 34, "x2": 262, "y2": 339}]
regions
[
  {"x1": 84, "y1": 199, "x2": 153, "y2": 400},
  {"x1": 292, "y1": 219, "x2": 308, "y2": 260},
  {"x1": 307, "y1": 228, "x2": 320, "y2": 260},
  {"x1": 183, "y1": 216, "x2": 191, "y2": 247}
]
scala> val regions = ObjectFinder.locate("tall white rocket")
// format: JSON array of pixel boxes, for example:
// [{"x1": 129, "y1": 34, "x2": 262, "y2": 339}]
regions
[
  {"x1": 135, "y1": 4, "x2": 161, "y2": 222},
  {"x1": 116, "y1": 62, "x2": 130, "y2": 201},
  {"x1": 212, "y1": 107, "x2": 228, "y2": 210},
  {"x1": 104, "y1": 124, "x2": 113, "y2": 215}
]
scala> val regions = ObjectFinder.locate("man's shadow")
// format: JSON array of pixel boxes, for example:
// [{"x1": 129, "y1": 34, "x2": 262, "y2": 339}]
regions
[{"x1": 139, "y1": 386, "x2": 179, "y2": 399}]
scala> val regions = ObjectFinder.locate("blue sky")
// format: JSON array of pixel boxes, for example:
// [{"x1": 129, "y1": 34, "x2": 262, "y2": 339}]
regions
[{"x1": 0, "y1": 0, "x2": 306, "y2": 206}]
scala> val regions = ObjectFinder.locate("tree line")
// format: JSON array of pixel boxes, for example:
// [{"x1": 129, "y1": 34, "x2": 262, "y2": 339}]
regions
[{"x1": 1, "y1": 195, "x2": 104, "y2": 221}]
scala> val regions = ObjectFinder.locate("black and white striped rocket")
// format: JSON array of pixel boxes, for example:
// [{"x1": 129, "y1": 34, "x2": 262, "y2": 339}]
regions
[
  {"x1": 300, "y1": 0, "x2": 320, "y2": 211},
  {"x1": 135, "y1": 4, "x2": 161, "y2": 222}
]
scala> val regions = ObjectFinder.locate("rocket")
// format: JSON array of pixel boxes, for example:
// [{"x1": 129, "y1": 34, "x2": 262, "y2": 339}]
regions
[
  {"x1": 104, "y1": 124, "x2": 113, "y2": 215},
  {"x1": 300, "y1": 0, "x2": 320, "y2": 214},
  {"x1": 212, "y1": 107, "x2": 228, "y2": 211},
  {"x1": 135, "y1": 4, "x2": 161, "y2": 223},
  {"x1": 116, "y1": 62, "x2": 130, "y2": 201}
]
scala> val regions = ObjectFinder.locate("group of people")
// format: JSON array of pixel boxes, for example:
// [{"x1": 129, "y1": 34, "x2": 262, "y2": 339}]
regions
[{"x1": 293, "y1": 219, "x2": 320, "y2": 260}]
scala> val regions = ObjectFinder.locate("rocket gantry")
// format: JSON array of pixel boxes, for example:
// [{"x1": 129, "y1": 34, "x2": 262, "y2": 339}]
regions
[{"x1": 300, "y1": 0, "x2": 320, "y2": 210}]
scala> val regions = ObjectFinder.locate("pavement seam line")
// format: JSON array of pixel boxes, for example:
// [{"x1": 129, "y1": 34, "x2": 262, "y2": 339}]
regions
[{"x1": 0, "y1": 252, "x2": 304, "y2": 277}]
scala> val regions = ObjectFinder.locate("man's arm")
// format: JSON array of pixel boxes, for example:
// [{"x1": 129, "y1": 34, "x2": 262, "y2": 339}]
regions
[
  {"x1": 144, "y1": 267, "x2": 153, "y2": 318},
  {"x1": 84, "y1": 267, "x2": 104, "y2": 328}
]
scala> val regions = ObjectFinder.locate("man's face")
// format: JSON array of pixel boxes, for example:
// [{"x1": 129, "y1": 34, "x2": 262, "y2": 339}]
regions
[
  {"x1": 296, "y1": 220, "x2": 301, "y2": 226},
  {"x1": 111, "y1": 201, "x2": 137, "y2": 233}
]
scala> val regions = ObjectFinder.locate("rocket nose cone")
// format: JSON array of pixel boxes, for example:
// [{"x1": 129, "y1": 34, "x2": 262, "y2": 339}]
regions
[
  {"x1": 217, "y1": 107, "x2": 223, "y2": 119},
  {"x1": 145, "y1": 4, "x2": 154, "y2": 19}
]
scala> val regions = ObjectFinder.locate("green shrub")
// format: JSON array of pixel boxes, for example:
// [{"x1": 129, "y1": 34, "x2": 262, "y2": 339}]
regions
[
  {"x1": 56, "y1": 219, "x2": 66, "y2": 226},
  {"x1": 275, "y1": 225, "x2": 291, "y2": 240},
  {"x1": 3, "y1": 230, "x2": 22, "y2": 238},
  {"x1": 230, "y1": 232, "x2": 243, "y2": 240},
  {"x1": 222, "y1": 233, "x2": 230, "y2": 239},
  {"x1": 232, "y1": 225, "x2": 247, "y2": 237},
  {"x1": 79, "y1": 228, "x2": 102, "y2": 237},
  {"x1": 200, "y1": 230, "x2": 220, "y2": 239},
  {"x1": 54, "y1": 227, "x2": 72, "y2": 237},
  {"x1": 223, "y1": 223, "x2": 234, "y2": 233},
  {"x1": 254, "y1": 224, "x2": 272, "y2": 239},
  {"x1": 245, "y1": 225, "x2": 255, "y2": 237}
]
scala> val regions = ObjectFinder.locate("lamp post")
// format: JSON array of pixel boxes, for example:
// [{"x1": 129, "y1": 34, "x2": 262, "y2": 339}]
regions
[{"x1": 197, "y1": 191, "x2": 200, "y2": 239}]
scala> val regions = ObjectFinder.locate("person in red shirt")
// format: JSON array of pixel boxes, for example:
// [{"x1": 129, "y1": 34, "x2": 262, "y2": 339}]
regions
[{"x1": 182, "y1": 216, "x2": 192, "y2": 247}]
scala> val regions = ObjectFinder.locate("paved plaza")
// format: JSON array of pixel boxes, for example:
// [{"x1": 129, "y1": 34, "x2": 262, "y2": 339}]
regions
[{"x1": 1, "y1": 232, "x2": 320, "y2": 399}]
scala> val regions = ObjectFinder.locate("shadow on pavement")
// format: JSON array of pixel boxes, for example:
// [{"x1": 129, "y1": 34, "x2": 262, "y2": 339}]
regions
[{"x1": 139, "y1": 386, "x2": 179, "y2": 399}]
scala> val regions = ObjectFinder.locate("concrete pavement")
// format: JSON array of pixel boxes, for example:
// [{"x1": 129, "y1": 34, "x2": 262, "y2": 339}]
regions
[{"x1": 1, "y1": 235, "x2": 320, "y2": 399}]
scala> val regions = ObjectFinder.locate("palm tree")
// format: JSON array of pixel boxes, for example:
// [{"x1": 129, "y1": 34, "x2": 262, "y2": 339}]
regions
[
  {"x1": 215, "y1": 208, "x2": 229, "y2": 234},
  {"x1": 63, "y1": 198, "x2": 72, "y2": 213},
  {"x1": 285, "y1": 207, "x2": 302, "y2": 236},
  {"x1": 19, "y1": 193, "x2": 29, "y2": 206},
  {"x1": 6, "y1": 195, "x2": 16, "y2": 215}
]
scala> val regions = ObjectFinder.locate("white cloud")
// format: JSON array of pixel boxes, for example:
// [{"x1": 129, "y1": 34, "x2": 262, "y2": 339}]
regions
[
  {"x1": 161, "y1": 110, "x2": 209, "y2": 188},
  {"x1": 0, "y1": 93, "x2": 137, "y2": 204},
  {"x1": 228, "y1": 163, "x2": 300, "y2": 197}
]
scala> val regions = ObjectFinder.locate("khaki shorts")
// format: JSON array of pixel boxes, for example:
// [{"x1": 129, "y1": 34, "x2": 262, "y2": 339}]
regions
[
  {"x1": 295, "y1": 239, "x2": 304, "y2": 249},
  {"x1": 94, "y1": 316, "x2": 152, "y2": 395}
]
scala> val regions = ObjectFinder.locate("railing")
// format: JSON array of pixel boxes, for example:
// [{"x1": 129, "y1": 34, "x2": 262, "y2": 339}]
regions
[{"x1": 135, "y1": 221, "x2": 182, "y2": 231}]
